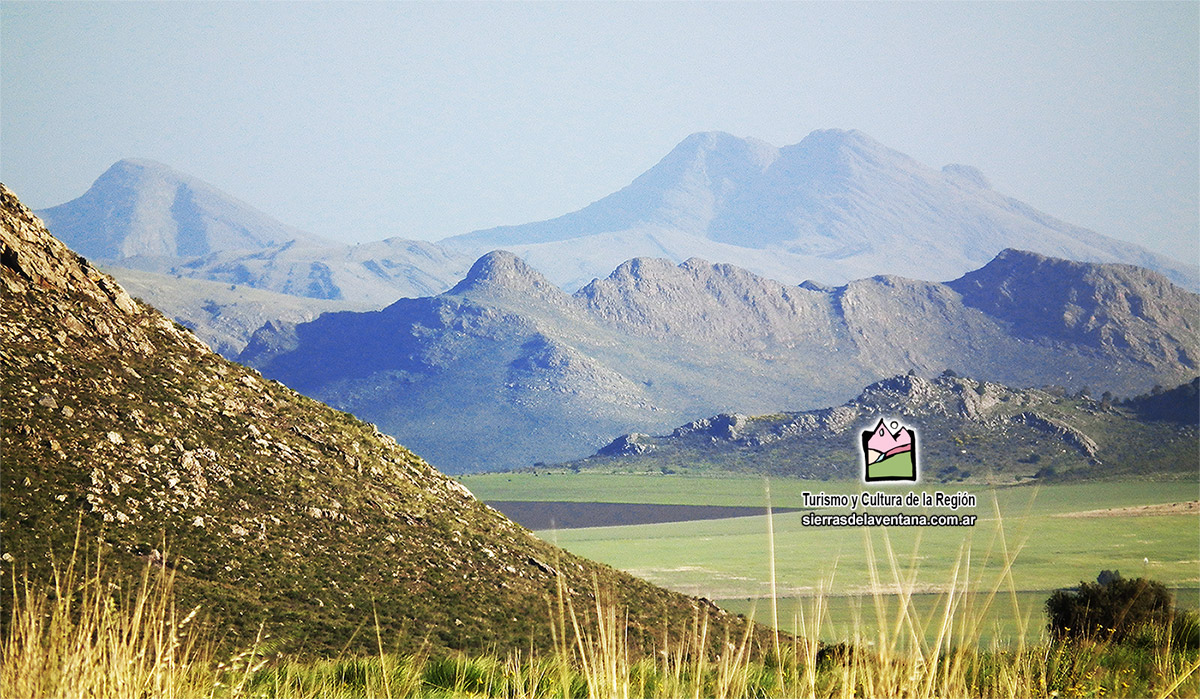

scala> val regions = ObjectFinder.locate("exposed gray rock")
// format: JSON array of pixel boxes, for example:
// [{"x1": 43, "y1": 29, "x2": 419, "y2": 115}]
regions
[
  {"x1": 1010, "y1": 411, "x2": 1100, "y2": 459},
  {"x1": 596, "y1": 433, "x2": 656, "y2": 457},
  {"x1": 241, "y1": 250, "x2": 1198, "y2": 473}
]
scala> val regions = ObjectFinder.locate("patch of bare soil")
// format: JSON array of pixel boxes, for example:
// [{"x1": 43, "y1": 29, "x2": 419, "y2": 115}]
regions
[{"x1": 1054, "y1": 500, "x2": 1199, "y2": 519}]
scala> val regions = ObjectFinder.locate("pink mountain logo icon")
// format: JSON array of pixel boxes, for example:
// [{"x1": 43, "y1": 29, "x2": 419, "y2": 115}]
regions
[{"x1": 861, "y1": 418, "x2": 918, "y2": 482}]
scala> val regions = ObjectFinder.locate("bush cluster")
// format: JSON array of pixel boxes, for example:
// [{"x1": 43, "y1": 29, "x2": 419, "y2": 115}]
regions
[{"x1": 1045, "y1": 572, "x2": 1175, "y2": 643}]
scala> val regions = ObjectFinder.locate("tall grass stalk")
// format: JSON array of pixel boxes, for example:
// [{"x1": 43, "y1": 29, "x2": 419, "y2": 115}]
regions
[{"x1": 1, "y1": 535, "x2": 212, "y2": 698}]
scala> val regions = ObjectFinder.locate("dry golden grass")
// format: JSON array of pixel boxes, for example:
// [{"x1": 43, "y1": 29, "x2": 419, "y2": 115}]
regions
[{"x1": 3, "y1": 510, "x2": 1197, "y2": 698}]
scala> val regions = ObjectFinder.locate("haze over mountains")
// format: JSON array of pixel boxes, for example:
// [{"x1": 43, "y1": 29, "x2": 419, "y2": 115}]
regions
[
  {"x1": 28, "y1": 131, "x2": 1198, "y2": 475},
  {"x1": 37, "y1": 158, "x2": 326, "y2": 260},
  {"x1": 240, "y1": 249, "x2": 1199, "y2": 473},
  {"x1": 444, "y1": 129, "x2": 1197, "y2": 291}
]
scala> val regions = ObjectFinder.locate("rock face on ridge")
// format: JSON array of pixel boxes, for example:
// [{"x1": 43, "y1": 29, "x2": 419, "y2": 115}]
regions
[
  {"x1": 0, "y1": 183, "x2": 755, "y2": 657},
  {"x1": 948, "y1": 249, "x2": 1198, "y2": 370}
]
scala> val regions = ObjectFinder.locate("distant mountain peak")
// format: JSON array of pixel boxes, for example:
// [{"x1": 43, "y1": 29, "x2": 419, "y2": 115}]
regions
[
  {"x1": 442, "y1": 128, "x2": 1196, "y2": 291},
  {"x1": 448, "y1": 250, "x2": 560, "y2": 297},
  {"x1": 605, "y1": 256, "x2": 681, "y2": 283},
  {"x1": 108, "y1": 156, "x2": 177, "y2": 173},
  {"x1": 657, "y1": 131, "x2": 780, "y2": 175},
  {"x1": 949, "y1": 248, "x2": 1198, "y2": 368},
  {"x1": 37, "y1": 159, "x2": 322, "y2": 261}
]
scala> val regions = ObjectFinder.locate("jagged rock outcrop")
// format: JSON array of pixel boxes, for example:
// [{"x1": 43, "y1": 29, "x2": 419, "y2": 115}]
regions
[
  {"x1": 671, "y1": 413, "x2": 750, "y2": 441},
  {"x1": 1010, "y1": 411, "x2": 1100, "y2": 460},
  {"x1": 596, "y1": 433, "x2": 656, "y2": 457}
]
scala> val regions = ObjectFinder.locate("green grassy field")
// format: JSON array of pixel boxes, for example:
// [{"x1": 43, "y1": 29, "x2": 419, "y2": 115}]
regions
[
  {"x1": 461, "y1": 474, "x2": 1200, "y2": 642},
  {"x1": 461, "y1": 472, "x2": 1196, "y2": 511}
]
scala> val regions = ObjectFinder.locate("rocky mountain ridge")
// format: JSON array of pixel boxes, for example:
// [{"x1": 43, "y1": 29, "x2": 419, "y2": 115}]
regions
[
  {"x1": 1, "y1": 183, "x2": 756, "y2": 657},
  {"x1": 240, "y1": 249, "x2": 1199, "y2": 473}
]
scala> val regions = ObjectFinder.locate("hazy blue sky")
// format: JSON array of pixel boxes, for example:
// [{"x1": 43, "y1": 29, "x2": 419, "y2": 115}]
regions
[{"x1": 2, "y1": 1, "x2": 1197, "y2": 262}]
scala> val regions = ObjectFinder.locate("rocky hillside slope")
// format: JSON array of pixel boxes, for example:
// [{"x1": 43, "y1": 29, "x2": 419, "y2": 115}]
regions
[
  {"x1": 443, "y1": 130, "x2": 1196, "y2": 290},
  {"x1": 240, "y1": 250, "x2": 1199, "y2": 473},
  {"x1": 0, "y1": 184, "x2": 756, "y2": 657}
]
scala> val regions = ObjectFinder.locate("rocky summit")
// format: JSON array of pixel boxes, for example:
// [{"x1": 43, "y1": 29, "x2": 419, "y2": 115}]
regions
[{"x1": 0, "y1": 184, "x2": 756, "y2": 657}]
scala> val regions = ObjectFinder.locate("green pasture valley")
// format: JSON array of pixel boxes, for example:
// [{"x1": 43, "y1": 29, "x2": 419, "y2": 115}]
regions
[{"x1": 462, "y1": 474, "x2": 1200, "y2": 643}]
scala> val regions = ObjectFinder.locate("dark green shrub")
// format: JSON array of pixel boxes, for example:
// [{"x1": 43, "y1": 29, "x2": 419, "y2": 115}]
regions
[{"x1": 1045, "y1": 573, "x2": 1174, "y2": 642}]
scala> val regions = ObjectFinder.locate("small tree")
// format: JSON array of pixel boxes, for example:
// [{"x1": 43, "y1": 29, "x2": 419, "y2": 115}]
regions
[{"x1": 1046, "y1": 573, "x2": 1174, "y2": 642}]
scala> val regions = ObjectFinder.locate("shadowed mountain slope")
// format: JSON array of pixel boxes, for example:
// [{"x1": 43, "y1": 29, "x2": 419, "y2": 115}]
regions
[{"x1": 0, "y1": 184, "x2": 757, "y2": 657}]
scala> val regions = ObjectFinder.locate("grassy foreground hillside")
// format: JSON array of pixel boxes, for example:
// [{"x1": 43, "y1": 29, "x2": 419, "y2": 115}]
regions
[
  {"x1": 0, "y1": 183, "x2": 760, "y2": 658},
  {"x1": 5, "y1": 503, "x2": 1197, "y2": 698}
]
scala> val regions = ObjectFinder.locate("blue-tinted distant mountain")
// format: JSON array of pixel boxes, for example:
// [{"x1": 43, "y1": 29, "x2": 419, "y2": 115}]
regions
[
  {"x1": 141, "y1": 236, "x2": 472, "y2": 305},
  {"x1": 240, "y1": 248, "x2": 1199, "y2": 473},
  {"x1": 37, "y1": 159, "x2": 325, "y2": 260},
  {"x1": 37, "y1": 159, "x2": 474, "y2": 352},
  {"x1": 443, "y1": 130, "x2": 1197, "y2": 291}
]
